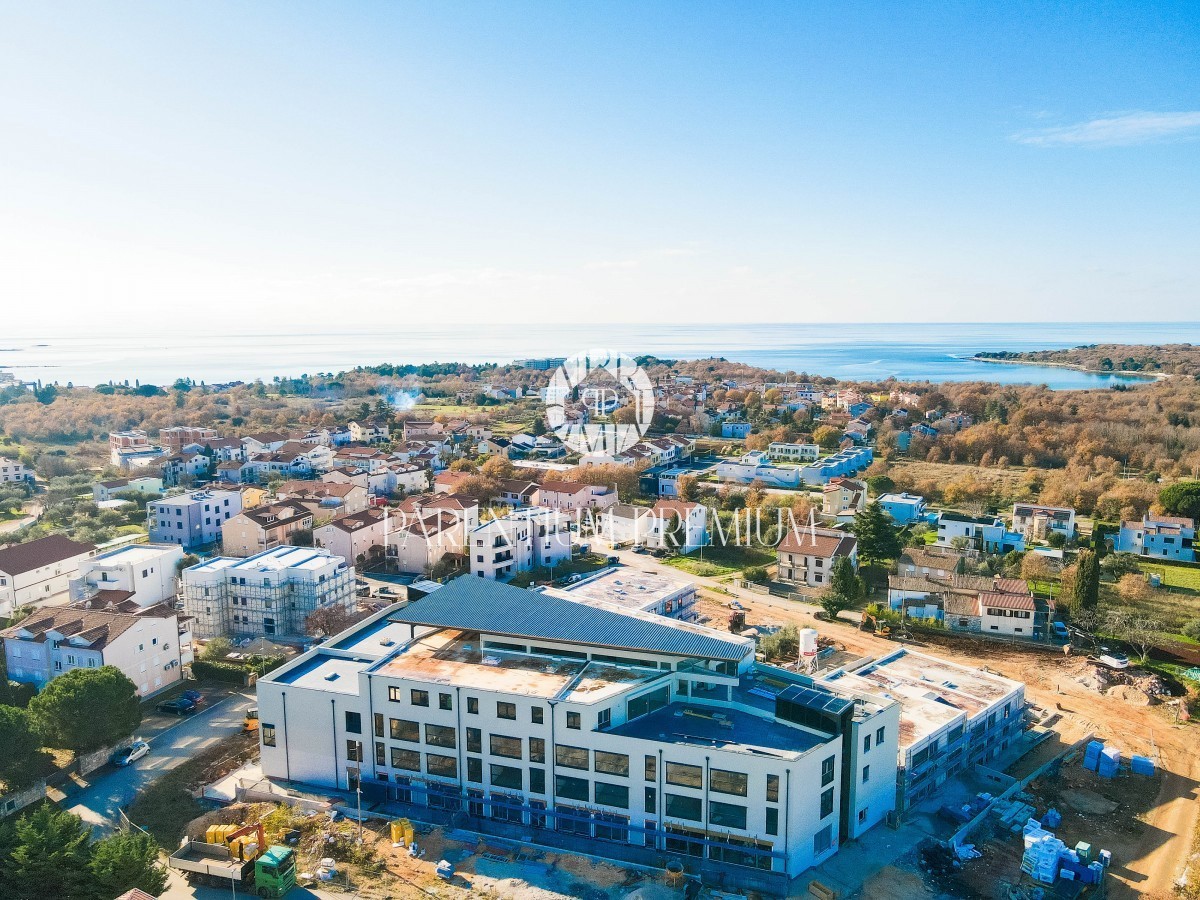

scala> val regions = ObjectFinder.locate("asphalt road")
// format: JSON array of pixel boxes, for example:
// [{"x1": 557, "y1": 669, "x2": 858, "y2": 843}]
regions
[{"x1": 65, "y1": 690, "x2": 257, "y2": 833}]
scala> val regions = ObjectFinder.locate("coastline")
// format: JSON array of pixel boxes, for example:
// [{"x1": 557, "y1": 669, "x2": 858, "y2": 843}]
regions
[{"x1": 970, "y1": 355, "x2": 1166, "y2": 381}]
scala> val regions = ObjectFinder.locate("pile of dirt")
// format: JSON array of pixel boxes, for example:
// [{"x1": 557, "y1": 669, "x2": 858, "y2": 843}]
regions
[{"x1": 1106, "y1": 684, "x2": 1152, "y2": 705}]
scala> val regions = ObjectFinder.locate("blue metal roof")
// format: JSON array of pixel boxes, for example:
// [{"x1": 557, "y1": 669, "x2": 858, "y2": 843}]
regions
[
  {"x1": 777, "y1": 684, "x2": 854, "y2": 716},
  {"x1": 389, "y1": 577, "x2": 752, "y2": 662}
]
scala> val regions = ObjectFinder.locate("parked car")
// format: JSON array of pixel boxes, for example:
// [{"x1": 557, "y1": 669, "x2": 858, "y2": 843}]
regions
[
  {"x1": 729, "y1": 601, "x2": 746, "y2": 611},
  {"x1": 565, "y1": 574, "x2": 583, "y2": 584},
  {"x1": 182, "y1": 689, "x2": 205, "y2": 705},
  {"x1": 111, "y1": 740, "x2": 150, "y2": 767},
  {"x1": 631, "y1": 544, "x2": 647, "y2": 553},
  {"x1": 1097, "y1": 648, "x2": 1130, "y2": 670},
  {"x1": 606, "y1": 555, "x2": 620, "y2": 565},
  {"x1": 156, "y1": 697, "x2": 198, "y2": 716},
  {"x1": 1051, "y1": 622, "x2": 1070, "y2": 640}
]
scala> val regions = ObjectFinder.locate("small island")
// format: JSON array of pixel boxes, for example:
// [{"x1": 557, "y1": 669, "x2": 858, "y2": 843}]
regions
[{"x1": 975, "y1": 342, "x2": 1200, "y2": 378}]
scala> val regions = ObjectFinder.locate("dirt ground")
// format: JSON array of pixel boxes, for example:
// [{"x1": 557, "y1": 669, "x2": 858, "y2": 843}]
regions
[{"x1": 702, "y1": 585, "x2": 1200, "y2": 899}]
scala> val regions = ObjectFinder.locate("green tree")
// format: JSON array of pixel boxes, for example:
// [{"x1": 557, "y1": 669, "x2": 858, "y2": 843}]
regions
[
  {"x1": 1, "y1": 806, "x2": 94, "y2": 900},
  {"x1": 1158, "y1": 481, "x2": 1200, "y2": 521},
  {"x1": 827, "y1": 555, "x2": 863, "y2": 604},
  {"x1": 819, "y1": 592, "x2": 852, "y2": 622},
  {"x1": 1070, "y1": 549, "x2": 1101, "y2": 613},
  {"x1": 90, "y1": 830, "x2": 168, "y2": 899},
  {"x1": 29, "y1": 667, "x2": 141, "y2": 753},
  {"x1": 850, "y1": 501, "x2": 902, "y2": 566},
  {"x1": 0, "y1": 705, "x2": 40, "y2": 782}
]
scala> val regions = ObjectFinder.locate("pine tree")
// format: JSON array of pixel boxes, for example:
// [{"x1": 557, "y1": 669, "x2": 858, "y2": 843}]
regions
[
  {"x1": 827, "y1": 555, "x2": 863, "y2": 603},
  {"x1": 90, "y1": 831, "x2": 168, "y2": 899},
  {"x1": 1070, "y1": 549, "x2": 1100, "y2": 612},
  {"x1": 2, "y1": 806, "x2": 94, "y2": 900},
  {"x1": 851, "y1": 501, "x2": 902, "y2": 566}
]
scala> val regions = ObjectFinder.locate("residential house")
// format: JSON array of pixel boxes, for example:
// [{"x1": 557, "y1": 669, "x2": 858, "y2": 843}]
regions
[
  {"x1": 349, "y1": 420, "x2": 391, "y2": 443},
  {"x1": 159, "y1": 426, "x2": 221, "y2": 453},
  {"x1": 2, "y1": 602, "x2": 183, "y2": 696},
  {"x1": 160, "y1": 451, "x2": 211, "y2": 487},
  {"x1": 776, "y1": 526, "x2": 858, "y2": 588},
  {"x1": 767, "y1": 442, "x2": 820, "y2": 463},
  {"x1": 476, "y1": 437, "x2": 513, "y2": 458},
  {"x1": 717, "y1": 451, "x2": 802, "y2": 489},
  {"x1": 334, "y1": 446, "x2": 389, "y2": 473},
  {"x1": 222, "y1": 501, "x2": 314, "y2": 557},
  {"x1": 387, "y1": 509, "x2": 468, "y2": 575},
  {"x1": 147, "y1": 488, "x2": 244, "y2": 549},
  {"x1": 469, "y1": 507, "x2": 572, "y2": 580},
  {"x1": 650, "y1": 499, "x2": 708, "y2": 552},
  {"x1": 205, "y1": 438, "x2": 247, "y2": 462},
  {"x1": 934, "y1": 512, "x2": 1025, "y2": 554},
  {"x1": 314, "y1": 508, "x2": 388, "y2": 566},
  {"x1": 721, "y1": 421, "x2": 752, "y2": 439},
  {"x1": 276, "y1": 480, "x2": 369, "y2": 522},
  {"x1": 1114, "y1": 515, "x2": 1196, "y2": 561},
  {"x1": 322, "y1": 467, "x2": 372, "y2": 492},
  {"x1": 92, "y1": 475, "x2": 163, "y2": 502},
  {"x1": 241, "y1": 432, "x2": 289, "y2": 455},
  {"x1": 403, "y1": 420, "x2": 443, "y2": 441},
  {"x1": 886, "y1": 573, "x2": 1046, "y2": 638},
  {"x1": 1011, "y1": 504, "x2": 1077, "y2": 542},
  {"x1": 69, "y1": 543, "x2": 184, "y2": 607},
  {"x1": 495, "y1": 479, "x2": 540, "y2": 507},
  {"x1": 256, "y1": 580, "x2": 900, "y2": 886},
  {"x1": 374, "y1": 463, "x2": 430, "y2": 497},
  {"x1": 181, "y1": 546, "x2": 355, "y2": 640},
  {"x1": 215, "y1": 459, "x2": 254, "y2": 483},
  {"x1": 822, "y1": 478, "x2": 866, "y2": 519},
  {"x1": 534, "y1": 481, "x2": 618, "y2": 514},
  {"x1": 895, "y1": 546, "x2": 970, "y2": 578},
  {"x1": 0, "y1": 456, "x2": 31, "y2": 484},
  {"x1": 878, "y1": 493, "x2": 927, "y2": 526},
  {"x1": 0, "y1": 535, "x2": 97, "y2": 617}
]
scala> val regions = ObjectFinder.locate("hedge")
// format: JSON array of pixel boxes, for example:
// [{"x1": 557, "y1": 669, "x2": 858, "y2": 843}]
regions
[{"x1": 189, "y1": 660, "x2": 247, "y2": 684}]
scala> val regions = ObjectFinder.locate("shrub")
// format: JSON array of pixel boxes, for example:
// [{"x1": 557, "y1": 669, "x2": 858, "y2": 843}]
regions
[
  {"x1": 189, "y1": 660, "x2": 247, "y2": 684},
  {"x1": 743, "y1": 566, "x2": 769, "y2": 583}
]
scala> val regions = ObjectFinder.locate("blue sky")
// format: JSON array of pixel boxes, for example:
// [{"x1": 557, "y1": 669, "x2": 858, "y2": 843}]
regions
[{"x1": 1, "y1": 2, "x2": 1197, "y2": 332}]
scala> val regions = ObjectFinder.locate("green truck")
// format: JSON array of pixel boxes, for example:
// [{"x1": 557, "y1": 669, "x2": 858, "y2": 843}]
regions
[{"x1": 169, "y1": 836, "x2": 296, "y2": 897}]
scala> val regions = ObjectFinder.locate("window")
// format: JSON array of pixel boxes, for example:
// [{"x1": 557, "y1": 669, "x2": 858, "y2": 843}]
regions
[
  {"x1": 863, "y1": 733, "x2": 871, "y2": 753},
  {"x1": 814, "y1": 825, "x2": 833, "y2": 854},
  {"x1": 555, "y1": 745, "x2": 589, "y2": 770},
  {"x1": 597, "y1": 708, "x2": 611, "y2": 730},
  {"x1": 765, "y1": 807, "x2": 778, "y2": 836},
  {"x1": 876, "y1": 726, "x2": 885, "y2": 745},
  {"x1": 594, "y1": 781, "x2": 630, "y2": 809},
  {"x1": 390, "y1": 718, "x2": 420, "y2": 743},
  {"x1": 531, "y1": 706, "x2": 544, "y2": 724},
  {"x1": 821, "y1": 756, "x2": 835, "y2": 787},
  {"x1": 411, "y1": 689, "x2": 429, "y2": 707},
  {"x1": 466, "y1": 757, "x2": 482, "y2": 782},
  {"x1": 709, "y1": 768, "x2": 748, "y2": 797},
  {"x1": 858, "y1": 808, "x2": 868, "y2": 824},
  {"x1": 665, "y1": 762, "x2": 703, "y2": 789},
  {"x1": 467, "y1": 696, "x2": 479, "y2": 714},
  {"x1": 862, "y1": 765, "x2": 870, "y2": 783},
  {"x1": 497, "y1": 701, "x2": 516, "y2": 720},
  {"x1": 594, "y1": 751, "x2": 629, "y2": 777},
  {"x1": 344, "y1": 711, "x2": 362, "y2": 734},
  {"x1": 566, "y1": 711, "x2": 581, "y2": 729},
  {"x1": 490, "y1": 734, "x2": 523, "y2": 759},
  {"x1": 529, "y1": 767, "x2": 546, "y2": 794},
  {"x1": 390, "y1": 748, "x2": 420, "y2": 771},
  {"x1": 709, "y1": 800, "x2": 747, "y2": 829},
  {"x1": 262, "y1": 724, "x2": 276, "y2": 747},
  {"x1": 645, "y1": 786, "x2": 657, "y2": 813},
  {"x1": 373, "y1": 713, "x2": 384, "y2": 737},
  {"x1": 645, "y1": 755, "x2": 657, "y2": 781},
  {"x1": 490, "y1": 765, "x2": 523, "y2": 790},
  {"x1": 425, "y1": 724, "x2": 456, "y2": 749},
  {"x1": 555, "y1": 775, "x2": 590, "y2": 802},
  {"x1": 466, "y1": 727, "x2": 482, "y2": 753},
  {"x1": 820, "y1": 787, "x2": 834, "y2": 818},
  {"x1": 664, "y1": 793, "x2": 703, "y2": 821},
  {"x1": 439, "y1": 692, "x2": 453, "y2": 711},
  {"x1": 627, "y1": 685, "x2": 669, "y2": 721},
  {"x1": 375, "y1": 742, "x2": 386, "y2": 767},
  {"x1": 766, "y1": 773, "x2": 780, "y2": 803},
  {"x1": 346, "y1": 740, "x2": 363, "y2": 762}
]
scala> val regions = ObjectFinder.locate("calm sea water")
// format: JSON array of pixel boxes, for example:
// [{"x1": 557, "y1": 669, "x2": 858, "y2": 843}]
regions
[{"x1": 1, "y1": 323, "x2": 1195, "y2": 390}]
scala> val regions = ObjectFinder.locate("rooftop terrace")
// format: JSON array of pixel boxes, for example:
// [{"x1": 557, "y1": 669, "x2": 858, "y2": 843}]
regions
[{"x1": 610, "y1": 701, "x2": 827, "y2": 760}]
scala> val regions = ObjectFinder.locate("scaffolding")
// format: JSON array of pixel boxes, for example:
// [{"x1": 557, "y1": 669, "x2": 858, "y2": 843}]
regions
[{"x1": 183, "y1": 566, "x2": 355, "y2": 640}]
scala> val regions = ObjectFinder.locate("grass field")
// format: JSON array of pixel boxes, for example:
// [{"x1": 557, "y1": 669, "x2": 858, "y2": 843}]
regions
[
  {"x1": 888, "y1": 459, "x2": 1033, "y2": 500},
  {"x1": 663, "y1": 544, "x2": 774, "y2": 578}
]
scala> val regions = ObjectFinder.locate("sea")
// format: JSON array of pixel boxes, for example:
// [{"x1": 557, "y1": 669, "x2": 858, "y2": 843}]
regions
[{"x1": 1, "y1": 322, "x2": 1196, "y2": 390}]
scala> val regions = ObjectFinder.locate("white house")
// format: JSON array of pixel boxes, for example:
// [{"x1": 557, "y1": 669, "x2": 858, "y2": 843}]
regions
[
  {"x1": 0, "y1": 456, "x2": 31, "y2": 484},
  {"x1": 716, "y1": 452, "x2": 802, "y2": 489},
  {"x1": 2, "y1": 602, "x2": 184, "y2": 696},
  {"x1": 255, "y1": 579, "x2": 900, "y2": 889},
  {"x1": 349, "y1": 420, "x2": 391, "y2": 443},
  {"x1": 0, "y1": 535, "x2": 97, "y2": 617},
  {"x1": 92, "y1": 475, "x2": 164, "y2": 502},
  {"x1": 534, "y1": 481, "x2": 619, "y2": 513},
  {"x1": 148, "y1": 488, "x2": 244, "y2": 549},
  {"x1": 69, "y1": 543, "x2": 184, "y2": 608},
  {"x1": 776, "y1": 526, "x2": 857, "y2": 588},
  {"x1": 821, "y1": 478, "x2": 866, "y2": 518},
  {"x1": 469, "y1": 508, "x2": 572, "y2": 580},
  {"x1": 766, "y1": 443, "x2": 820, "y2": 463},
  {"x1": 386, "y1": 510, "x2": 467, "y2": 576},
  {"x1": 1011, "y1": 504, "x2": 1076, "y2": 541},
  {"x1": 314, "y1": 508, "x2": 389, "y2": 566}
]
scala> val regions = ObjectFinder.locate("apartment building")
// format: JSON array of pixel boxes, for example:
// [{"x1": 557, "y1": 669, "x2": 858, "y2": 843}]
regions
[
  {"x1": 0, "y1": 456, "x2": 31, "y2": 484},
  {"x1": 776, "y1": 527, "x2": 857, "y2": 588},
  {"x1": 716, "y1": 452, "x2": 802, "y2": 489},
  {"x1": 277, "y1": 480, "x2": 369, "y2": 521},
  {"x1": 0, "y1": 535, "x2": 97, "y2": 617},
  {"x1": 109, "y1": 430, "x2": 165, "y2": 469},
  {"x1": 1011, "y1": 504, "x2": 1076, "y2": 542},
  {"x1": 546, "y1": 566, "x2": 699, "y2": 622},
  {"x1": 256, "y1": 579, "x2": 900, "y2": 890},
  {"x1": 181, "y1": 545, "x2": 355, "y2": 639},
  {"x1": 348, "y1": 420, "x2": 391, "y2": 443},
  {"x1": 222, "y1": 501, "x2": 315, "y2": 557},
  {"x1": 469, "y1": 508, "x2": 572, "y2": 580},
  {"x1": 148, "y1": 488, "x2": 244, "y2": 549},
  {"x1": 766, "y1": 442, "x2": 820, "y2": 463},
  {"x1": 69, "y1": 542, "x2": 184, "y2": 607},
  {"x1": 533, "y1": 481, "x2": 618, "y2": 513},
  {"x1": 387, "y1": 510, "x2": 466, "y2": 575},
  {"x1": 821, "y1": 648, "x2": 1027, "y2": 810},
  {"x1": 934, "y1": 512, "x2": 1025, "y2": 555},
  {"x1": 314, "y1": 508, "x2": 387, "y2": 565},
  {"x1": 2, "y1": 601, "x2": 184, "y2": 696}
]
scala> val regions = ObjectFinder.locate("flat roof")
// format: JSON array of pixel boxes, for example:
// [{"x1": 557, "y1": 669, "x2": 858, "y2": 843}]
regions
[
  {"x1": 93, "y1": 543, "x2": 179, "y2": 564},
  {"x1": 274, "y1": 653, "x2": 372, "y2": 695},
  {"x1": 552, "y1": 567, "x2": 692, "y2": 611},
  {"x1": 330, "y1": 617, "x2": 416, "y2": 657},
  {"x1": 610, "y1": 702, "x2": 827, "y2": 760}
]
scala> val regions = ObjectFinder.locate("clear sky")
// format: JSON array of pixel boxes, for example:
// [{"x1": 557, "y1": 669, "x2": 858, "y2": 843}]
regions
[{"x1": 1, "y1": 2, "x2": 1198, "y2": 333}]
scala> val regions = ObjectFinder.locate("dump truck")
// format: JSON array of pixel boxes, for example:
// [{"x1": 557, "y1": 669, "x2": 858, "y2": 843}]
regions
[{"x1": 169, "y1": 822, "x2": 295, "y2": 896}]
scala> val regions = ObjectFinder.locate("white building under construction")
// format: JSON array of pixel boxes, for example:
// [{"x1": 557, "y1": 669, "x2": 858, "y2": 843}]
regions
[{"x1": 182, "y1": 545, "x2": 355, "y2": 640}]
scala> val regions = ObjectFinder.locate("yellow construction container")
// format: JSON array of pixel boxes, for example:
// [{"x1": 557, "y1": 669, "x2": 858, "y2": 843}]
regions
[
  {"x1": 206, "y1": 824, "x2": 241, "y2": 845},
  {"x1": 389, "y1": 819, "x2": 414, "y2": 846}
]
